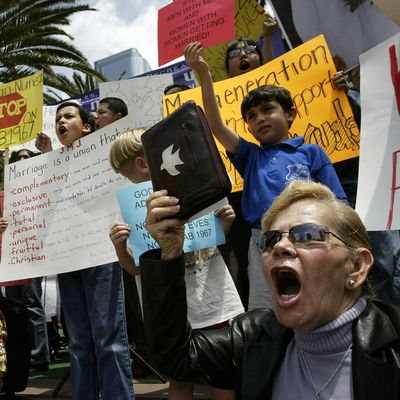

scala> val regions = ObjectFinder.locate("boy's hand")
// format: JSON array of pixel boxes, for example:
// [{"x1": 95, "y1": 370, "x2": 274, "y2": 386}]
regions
[
  {"x1": 35, "y1": 132, "x2": 53, "y2": 153},
  {"x1": 184, "y1": 42, "x2": 209, "y2": 76},
  {"x1": 263, "y1": 14, "x2": 278, "y2": 37},
  {"x1": 109, "y1": 223, "x2": 130, "y2": 252},
  {"x1": 0, "y1": 218, "x2": 8, "y2": 234},
  {"x1": 215, "y1": 205, "x2": 235, "y2": 235}
]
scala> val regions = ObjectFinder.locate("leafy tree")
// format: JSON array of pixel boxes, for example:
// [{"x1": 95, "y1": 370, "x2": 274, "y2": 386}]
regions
[
  {"x1": 0, "y1": 0, "x2": 105, "y2": 90},
  {"x1": 44, "y1": 71, "x2": 98, "y2": 104}
]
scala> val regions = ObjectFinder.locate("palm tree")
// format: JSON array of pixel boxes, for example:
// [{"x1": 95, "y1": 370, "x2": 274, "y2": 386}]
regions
[
  {"x1": 44, "y1": 71, "x2": 98, "y2": 104},
  {"x1": 0, "y1": 0, "x2": 105, "y2": 89}
]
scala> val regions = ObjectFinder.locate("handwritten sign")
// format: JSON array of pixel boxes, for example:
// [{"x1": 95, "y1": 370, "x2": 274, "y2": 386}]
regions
[
  {"x1": 356, "y1": 33, "x2": 400, "y2": 230},
  {"x1": 0, "y1": 71, "x2": 43, "y2": 148},
  {"x1": 201, "y1": 0, "x2": 265, "y2": 82},
  {"x1": 0, "y1": 117, "x2": 135, "y2": 282},
  {"x1": 116, "y1": 181, "x2": 225, "y2": 264},
  {"x1": 99, "y1": 74, "x2": 174, "y2": 129},
  {"x1": 158, "y1": 0, "x2": 235, "y2": 66},
  {"x1": 164, "y1": 35, "x2": 359, "y2": 192}
]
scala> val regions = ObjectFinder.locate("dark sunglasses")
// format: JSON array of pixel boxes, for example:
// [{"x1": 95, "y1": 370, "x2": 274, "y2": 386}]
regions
[
  {"x1": 228, "y1": 45, "x2": 257, "y2": 59},
  {"x1": 262, "y1": 223, "x2": 347, "y2": 252}
]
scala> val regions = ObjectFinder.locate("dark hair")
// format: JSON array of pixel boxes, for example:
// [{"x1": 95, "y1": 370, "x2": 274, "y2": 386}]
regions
[
  {"x1": 9, "y1": 149, "x2": 41, "y2": 164},
  {"x1": 99, "y1": 97, "x2": 128, "y2": 117},
  {"x1": 225, "y1": 38, "x2": 263, "y2": 73},
  {"x1": 163, "y1": 83, "x2": 191, "y2": 95},
  {"x1": 56, "y1": 101, "x2": 96, "y2": 132},
  {"x1": 241, "y1": 85, "x2": 294, "y2": 121}
]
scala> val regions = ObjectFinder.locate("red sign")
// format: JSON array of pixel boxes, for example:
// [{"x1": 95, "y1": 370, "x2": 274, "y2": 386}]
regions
[
  {"x1": 158, "y1": 0, "x2": 235, "y2": 66},
  {"x1": 0, "y1": 92, "x2": 27, "y2": 129}
]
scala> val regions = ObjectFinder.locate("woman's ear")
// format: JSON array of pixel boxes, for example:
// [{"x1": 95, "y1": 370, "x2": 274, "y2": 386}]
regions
[
  {"x1": 82, "y1": 123, "x2": 92, "y2": 136},
  {"x1": 347, "y1": 248, "x2": 374, "y2": 290}
]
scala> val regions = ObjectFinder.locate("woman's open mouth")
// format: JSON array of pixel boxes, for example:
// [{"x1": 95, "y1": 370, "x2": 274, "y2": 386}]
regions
[
  {"x1": 239, "y1": 60, "x2": 250, "y2": 71},
  {"x1": 59, "y1": 126, "x2": 67, "y2": 135},
  {"x1": 275, "y1": 268, "x2": 301, "y2": 302}
]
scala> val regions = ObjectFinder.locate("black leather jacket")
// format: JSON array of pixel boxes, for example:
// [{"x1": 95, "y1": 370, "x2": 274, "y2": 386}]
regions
[{"x1": 141, "y1": 250, "x2": 400, "y2": 400}]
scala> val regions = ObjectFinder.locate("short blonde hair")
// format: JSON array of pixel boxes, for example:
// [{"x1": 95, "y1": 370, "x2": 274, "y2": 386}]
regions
[
  {"x1": 261, "y1": 180, "x2": 371, "y2": 251},
  {"x1": 109, "y1": 127, "x2": 148, "y2": 174}
]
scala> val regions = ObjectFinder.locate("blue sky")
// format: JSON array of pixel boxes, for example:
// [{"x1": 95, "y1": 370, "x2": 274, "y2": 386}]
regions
[{"x1": 69, "y1": 0, "x2": 171, "y2": 70}]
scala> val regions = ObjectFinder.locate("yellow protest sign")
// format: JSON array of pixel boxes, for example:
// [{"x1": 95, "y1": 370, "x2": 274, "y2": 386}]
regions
[
  {"x1": 164, "y1": 35, "x2": 359, "y2": 192},
  {"x1": 202, "y1": 0, "x2": 265, "y2": 82},
  {"x1": 0, "y1": 70, "x2": 43, "y2": 148}
]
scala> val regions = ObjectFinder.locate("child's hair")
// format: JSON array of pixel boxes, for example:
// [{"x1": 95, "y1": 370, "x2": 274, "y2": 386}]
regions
[
  {"x1": 109, "y1": 127, "x2": 148, "y2": 174},
  {"x1": 99, "y1": 97, "x2": 128, "y2": 117},
  {"x1": 225, "y1": 38, "x2": 263, "y2": 72},
  {"x1": 163, "y1": 83, "x2": 191, "y2": 95},
  {"x1": 241, "y1": 85, "x2": 294, "y2": 121},
  {"x1": 56, "y1": 101, "x2": 96, "y2": 132}
]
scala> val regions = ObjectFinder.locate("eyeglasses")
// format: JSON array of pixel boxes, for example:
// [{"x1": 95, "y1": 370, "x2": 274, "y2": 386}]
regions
[
  {"x1": 262, "y1": 223, "x2": 348, "y2": 252},
  {"x1": 228, "y1": 45, "x2": 258, "y2": 59}
]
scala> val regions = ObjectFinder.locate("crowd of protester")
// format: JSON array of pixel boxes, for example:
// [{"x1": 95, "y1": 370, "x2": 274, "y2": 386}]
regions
[{"x1": 0, "y1": 1, "x2": 400, "y2": 399}]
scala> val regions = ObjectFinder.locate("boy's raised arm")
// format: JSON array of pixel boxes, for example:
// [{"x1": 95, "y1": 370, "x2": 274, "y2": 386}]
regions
[{"x1": 185, "y1": 42, "x2": 240, "y2": 154}]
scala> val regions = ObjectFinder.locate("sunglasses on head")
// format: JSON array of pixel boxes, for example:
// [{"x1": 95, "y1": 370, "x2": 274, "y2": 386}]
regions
[
  {"x1": 228, "y1": 45, "x2": 257, "y2": 59},
  {"x1": 262, "y1": 223, "x2": 347, "y2": 252}
]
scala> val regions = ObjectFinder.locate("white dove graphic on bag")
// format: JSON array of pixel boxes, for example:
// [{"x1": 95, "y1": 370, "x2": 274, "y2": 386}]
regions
[{"x1": 160, "y1": 144, "x2": 184, "y2": 176}]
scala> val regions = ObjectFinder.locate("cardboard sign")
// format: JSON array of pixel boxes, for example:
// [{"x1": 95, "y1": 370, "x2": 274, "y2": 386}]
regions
[
  {"x1": 356, "y1": 33, "x2": 400, "y2": 230},
  {"x1": 0, "y1": 117, "x2": 135, "y2": 282},
  {"x1": 164, "y1": 35, "x2": 359, "y2": 192},
  {"x1": 158, "y1": 0, "x2": 235, "y2": 66},
  {"x1": 116, "y1": 181, "x2": 226, "y2": 264},
  {"x1": 0, "y1": 71, "x2": 43, "y2": 148}
]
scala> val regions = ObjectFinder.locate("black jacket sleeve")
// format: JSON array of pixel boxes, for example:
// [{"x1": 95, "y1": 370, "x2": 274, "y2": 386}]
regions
[{"x1": 140, "y1": 249, "x2": 236, "y2": 389}]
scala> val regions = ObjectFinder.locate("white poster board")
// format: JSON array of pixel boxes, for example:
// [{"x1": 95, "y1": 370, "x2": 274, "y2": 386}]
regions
[
  {"x1": 100, "y1": 74, "x2": 174, "y2": 129},
  {"x1": 0, "y1": 116, "x2": 134, "y2": 281},
  {"x1": 356, "y1": 33, "x2": 400, "y2": 230}
]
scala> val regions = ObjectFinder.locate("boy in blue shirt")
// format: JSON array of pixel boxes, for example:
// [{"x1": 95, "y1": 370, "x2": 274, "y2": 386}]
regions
[{"x1": 185, "y1": 42, "x2": 348, "y2": 310}]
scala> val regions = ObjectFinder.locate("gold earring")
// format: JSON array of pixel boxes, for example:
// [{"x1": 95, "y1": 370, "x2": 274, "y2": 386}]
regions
[{"x1": 347, "y1": 279, "x2": 355, "y2": 289}]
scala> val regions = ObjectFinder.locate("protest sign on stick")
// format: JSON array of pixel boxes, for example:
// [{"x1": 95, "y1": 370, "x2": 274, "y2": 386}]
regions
[
  {"x1": 356, "y1": 33, "x2": 400, "y2": 230},
  {"x1": 158, "y1": 0, "x2": 235, "y2": 66},
  {"x1": 164, "y1": 35, "x2": 359, "y2": 192}
]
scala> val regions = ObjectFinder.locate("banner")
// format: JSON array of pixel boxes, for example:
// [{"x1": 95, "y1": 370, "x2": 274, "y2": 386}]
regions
[
  {"x1": 0, "y1": 71, "x2": 43, "y2": 148},
  {"x1": 164, "y1": 35, "x2": 359, "y2": 192},
  {"x1": 269, "y1": 0, "x2": 399, "y2": 69},
  {"x1": 99, "y1": 74, "x2": 174, "y2": 129},
  {"x1": 158, "y1": 0, "x2": 235, "y2": 66},
  {"x1": 116, "y1": 180, "x2": 225, "y2": 264},
  {"x1": 0, "y1": 117, "x2": 135, "y2": 281},
  {"x1": 356, "y1": 33, "x2": 400, "y2": 230}
]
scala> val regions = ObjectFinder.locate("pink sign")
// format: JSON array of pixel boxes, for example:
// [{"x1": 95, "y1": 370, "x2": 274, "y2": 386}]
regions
[{"x1": 158, "y1": 0, "x2": 235, "y2": 66}]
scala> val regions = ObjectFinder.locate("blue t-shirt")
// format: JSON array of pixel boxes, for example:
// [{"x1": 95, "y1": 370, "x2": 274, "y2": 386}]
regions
[{"x1": 229, "y1": 136, "x2": 348, "y2": 229}]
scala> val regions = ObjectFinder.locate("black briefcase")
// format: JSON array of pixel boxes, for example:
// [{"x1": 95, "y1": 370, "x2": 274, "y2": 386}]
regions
[{"x1": 142, "y1": 100, "x2": 231, "y2": 220}]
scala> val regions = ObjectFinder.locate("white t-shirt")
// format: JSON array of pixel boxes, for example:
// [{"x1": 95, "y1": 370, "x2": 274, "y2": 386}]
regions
[{"x1": 184, "y1": 247, "x2": 244, "y2": 329}]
